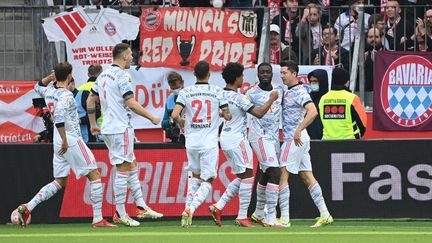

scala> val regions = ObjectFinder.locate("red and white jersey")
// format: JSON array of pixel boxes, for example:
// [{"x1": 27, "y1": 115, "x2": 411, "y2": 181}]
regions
[
  {"x1": 91, "y1": 65, "x2": 134, "y2": 135},
  {"x1": 42, "y1": 6, "x2": 139, "y2": 86},
  {"x1": 176, "y1": 83, "x2": 228, "y2": 150}
]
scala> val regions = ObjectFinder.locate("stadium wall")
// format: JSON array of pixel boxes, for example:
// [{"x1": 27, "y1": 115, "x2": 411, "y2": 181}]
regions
[{"x1": 1, "y1": 140, "x2": 431, "y2": 224}]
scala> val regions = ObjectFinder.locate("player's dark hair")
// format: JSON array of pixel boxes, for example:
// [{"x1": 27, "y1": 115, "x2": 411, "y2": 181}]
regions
[
  {"x1": 112, "y1": 43, "x2": 130, "y2": 60},
  {"x1": 88, "y1": 64, "x2": 103, "y2": 78},
  {"x1": 54, "y1": 62, "x2": 73, "y2": 82},
  {"x1": 257, "y1": 62, "x2": 272, "y2": 73},
  {"x1": 280, "y1": 60, "x2": 299, "y2": 74},
  {"x1": 222, "y1": 62, "x2": 244, "y2": 84},
  {"x1": 194, "y1": 61, "x2": 210, "y2": 80},
  {"x1": 167, "y1": 71, "x2": 183, "y2": 83}
]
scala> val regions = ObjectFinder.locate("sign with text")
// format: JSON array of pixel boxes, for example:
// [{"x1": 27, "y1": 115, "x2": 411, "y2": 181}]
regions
[
  {"x1": 374, "y1": 52, "x2": 432, "y2": 130},
  {"x1": 139, "y1": 7, "x2": 258, "y2": 70}
]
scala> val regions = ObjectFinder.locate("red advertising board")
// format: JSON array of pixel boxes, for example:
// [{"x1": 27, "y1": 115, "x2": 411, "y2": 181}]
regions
[
  {"x1": 139, "y1": 7, "x2": 257, "y2": 71},
  {"x1": 60, "y1": 148, "x2": 247, "y2": 218}
]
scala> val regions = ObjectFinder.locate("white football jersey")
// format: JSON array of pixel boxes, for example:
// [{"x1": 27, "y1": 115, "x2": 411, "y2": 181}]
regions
[
  {"x1": 176, "y1": 83, "x2": 227, "y2": 150},
  {"x1": 34, "y1": 82, "x2": 80, "y2": 147},
  {"x1": 91, "y1": 65, "x2": 134, "y2": 134},
  {"x1": 220, "y1": 89, "x2": 254, "y2": 150},
  {"x1": 281, "y1": 84, "x2": 313, "y2": 141},
  {"x1": 42, "y1": 6, "x2": 139, "y2": 86},
  {"x1": 246, "y1": 84, "x2": 283, "y2": 143}
]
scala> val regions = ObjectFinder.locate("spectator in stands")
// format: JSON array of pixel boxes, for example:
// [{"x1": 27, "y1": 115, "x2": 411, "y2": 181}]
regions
[
  {"x1": 76, "y1": 65, "x2": 103, "y2": 143},
  {"x1": 363, "y1": 27, "x2": 385, "y2": 92},
  {"x1": 269, "y1": 24, "x2": 298, "y2": 64},
  {"x1": 302, "y1": 0, "x2": 330, "y2": 25},
  {"x1": 384, "y1": 0, "x2": 414, "y2": 51},
  {"x1": 409, "y1": 9, "x2": 432, "y2": 52},
  {"x1": 296, "y1": 3, "x2": 323, "y2": 64},
  {"x1": 319, "y1": 67, "x2": 367, "y2": 140},
  {"x1": 334, "y1": 0, "x2": 370, "y2": 52},
  {"x1": 161, "y1": 71, "x2": 185, "y2": 144},
  {"x1": 272, "y1": 0, "x2": 301, "y2": 58},
  {"x1": 306, "y1": 69, "x2": 328, "y2": 139},
  {"x1": 368, "y1": 13, "x2": 390, "y2": 50},
  {"x1": 311, "y1": 25, "x2": 350, "y2": 70}
]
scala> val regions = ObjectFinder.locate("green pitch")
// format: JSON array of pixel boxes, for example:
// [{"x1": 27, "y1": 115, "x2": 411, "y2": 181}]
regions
[{"x1": 1, "y1": 219, "x2": 431, "y2": 243}]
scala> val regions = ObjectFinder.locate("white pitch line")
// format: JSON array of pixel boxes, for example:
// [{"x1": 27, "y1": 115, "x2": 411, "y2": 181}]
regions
[{"x1": 0, "y1": 232, "x2": 431, "y2": 238}]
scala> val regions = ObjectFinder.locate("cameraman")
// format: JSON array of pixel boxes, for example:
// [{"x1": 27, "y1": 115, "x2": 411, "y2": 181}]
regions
[
  {"x1": 32, "y1": 98, "x2": 54, "y2": 143},
  {"x1": 162, "y1": 71, "x2": 185, "y2": 143}
]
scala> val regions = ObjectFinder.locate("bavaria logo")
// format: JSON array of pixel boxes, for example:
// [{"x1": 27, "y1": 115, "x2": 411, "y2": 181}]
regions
[
  {"x1": 104, "y1": 22, "x2": 116, "y2": 36},
  {"x1": 380, "y1": 55, "x2": 432, "y2": 127},
  {"x1": 142, "y1": 8, "x2": 161, "y2": 32}
]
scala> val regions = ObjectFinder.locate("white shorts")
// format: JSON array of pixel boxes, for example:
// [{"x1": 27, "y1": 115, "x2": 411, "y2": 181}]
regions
[
  {"x1": 103, "y1": 128, "x2": 136, "y2": 165},
  {"x1": 185, "y1": 147, "x2": 219, "y2": 181},
  {"x1": 53, "y1": 138, "x2": 97, "y2": 179},
  {"x1": 223, "y1": 139, "x2": 253, "y2": 175},
  {"x1": 250, "y1": 138, "x2": 280, "y2": 172},
  {"x1": 279, "y1": 136, "x2": 312, "y2": 174}
]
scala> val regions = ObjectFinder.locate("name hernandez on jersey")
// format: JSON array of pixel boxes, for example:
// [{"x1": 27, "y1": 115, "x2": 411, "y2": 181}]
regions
[
  {"x1": 91, "y1": 65, "x2": 134, "y2": 134},
  {"x1": 281, "y1": 84, "x2": 313, "y2": 141},
  {"x1": 34, "y1": 82, "x2": 81, "y2": 146},
  {"x1": 176, "y1": 83, "x2": 227, "y2": 150},
  {"x1": 42, "y1": 6, "x2": 139, "y2": 86},
  {"x1": 220, "y1": 89, "x2": 254, "y2": 150},
  {"x1": 246, "y1": 84, "x2": 283, "y2": 143}
]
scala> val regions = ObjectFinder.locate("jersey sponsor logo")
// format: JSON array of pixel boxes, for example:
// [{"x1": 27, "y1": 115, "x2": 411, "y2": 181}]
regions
[
  {"x1": 54, "y1": 12, "x2": 87, "y2": 43},
  {"x1": 142, "y1": 8, "x2": 161, "y2": 32},
  {"x1": 104, "y1": 22, "x2": 117, "y2": 36},
  {"x1": 88, "y1": 25, "x2": 98, "y2": 34},
  {"x1": 380, "y1": 55, "x2": 432, "y2": 127},
  {"x1": 323, "y1": 104, "x2": 346, "y2": 119}
]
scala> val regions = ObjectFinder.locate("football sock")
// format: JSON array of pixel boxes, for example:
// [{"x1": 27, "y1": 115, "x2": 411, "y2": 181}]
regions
[
  {"x1": 215, "y1": 178, "x2": 241, "y2": 210},
  {"x1": 279, "y1": 183, "x2": 290, "y2": 222},
  {"x1": 90, "y1": 179, "x2": 103, "y2": 223},
  {"x1": 237, "y1": 177, "x2": 253, "y2": 219},
  {"x1": 253, "y1": 183, "x2": 266, "y2": 218},
  {"x1": 127, "y1": 167, "x2": 148, "y2": 209},
  {"x1": 189, "y1": 181, "x2": 212, "y2": 214},
  {"x1": 114, "y1": 171, "x2": 129, "y2": 218},
  {"x1": 27, "y1": 180, "x2": 62, "y2": 211},
  {"x1": 186, "y1": 178, "x2": 201, "y2": 208},
  {"x1": 309, "y1": 182, "x2": 330, "y2": 217},
  {"x1": 265, "y1": 183, "x2": 279, "y2": 225}
]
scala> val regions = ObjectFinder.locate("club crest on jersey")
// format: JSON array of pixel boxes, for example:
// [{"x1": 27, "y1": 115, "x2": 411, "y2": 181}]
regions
[
  {"x1": 238, "y1": 11, "x2": 257, "y2": 38},
  {"x1": 104, "y1": 22, "x2": 116, "y2": 36},
  {"x1": 380, "y1": 55, "x2": 432, "y2": 127},
  {"x1": 141, "y1": 8, "x2": 161, "y2": 32}
]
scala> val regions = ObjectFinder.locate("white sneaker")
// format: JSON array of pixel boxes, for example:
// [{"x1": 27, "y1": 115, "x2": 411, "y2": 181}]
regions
[
  {"x1": 136, "y1": 208, "x2": 163, "y2": 219},
  {"x1": 113, "y1": 213, "x2": 140, "y2": 227}
]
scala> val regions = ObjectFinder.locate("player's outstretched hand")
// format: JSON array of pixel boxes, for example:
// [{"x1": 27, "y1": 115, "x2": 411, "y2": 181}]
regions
[
  {"x1": 151, "y1": 116, "x2": 161, "y2": 125},
  {"x1": 90, "y1": 126, "x2": 101, "y2": 136},
  {"x1": 270, "y1": 90, "x2": 279, "y2": 101}
]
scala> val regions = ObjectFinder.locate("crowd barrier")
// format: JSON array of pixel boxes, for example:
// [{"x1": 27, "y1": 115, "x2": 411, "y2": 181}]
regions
[{"x1": 1, "y1": 139, "x2": 431, "y2": 224}]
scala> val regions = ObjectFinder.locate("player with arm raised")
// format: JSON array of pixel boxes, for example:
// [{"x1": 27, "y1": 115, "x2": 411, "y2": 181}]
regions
[
  {"x1": 207, "y1": 62, "x2": 279, "y2": 227},
  {"x1": 87, "y1": 43, "x2": 162, "y2": 227},
  {"x1": 171, "y1": 61, "x2": 232, "y2": 227},
  {"x1": 14, "y1": 62, "x2": 115, "y2": 228}
]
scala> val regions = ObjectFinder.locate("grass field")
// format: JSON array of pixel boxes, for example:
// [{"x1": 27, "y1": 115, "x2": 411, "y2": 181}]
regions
[{"x1": 1, "y1": 219, "x2": 432, "y2": 243}]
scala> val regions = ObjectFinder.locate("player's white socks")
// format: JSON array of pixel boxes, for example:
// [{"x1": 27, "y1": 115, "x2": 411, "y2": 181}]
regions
[
  {"x1": 215, "y1": 178, "x2": 241, "y2": 210},
  {"x1": 27, "y1": 180, "x2": 62, "y2": 211},
  {"x1": 90, "y1": 179, "x2": 103, "y2": 223},
  {"x1": 238, "y1": 177, "x2": 253, "y2": 219},
  {"x1": 127, "y1": 168, "x2": 148, "y2": 209},
  {"x1": 189, "y1": 181, "x2": 212, "y2": 214},
  {"x1": 186, "y1": 178, "x2": 201, "y2": 208},
  {"x1": 309, "y1": 182, "x2": 330, "y2": 217},
  {"x1": 279, "y1": 183, "x2": 290, "y2": 222},
  {"x1": 114, "y1": 171, "x2": 129, "y2": 218},
  {"x1": 265, "y1": 183, "x2": 279, "y2": 225},
  {"x1": 253, "y1": 183, "x2": 266, "y2": 218}
]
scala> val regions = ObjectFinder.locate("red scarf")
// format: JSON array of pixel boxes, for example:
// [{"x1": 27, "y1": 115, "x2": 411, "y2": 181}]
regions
[
  {"x1": 284, "y1": 16, "x2": 295, "y2": 43},
  {"x1": 270, "y1": 45, "x2": 280, "y2": 64},
  {"x1": 324, "y1": 45, "x2": 338, "y2": 66},
  {"x1": 386, "y1": 16, "x2": 401, "y2": 38},
  {"x1": 269, "y1": 0, "x2": 281, "y2": 21}
]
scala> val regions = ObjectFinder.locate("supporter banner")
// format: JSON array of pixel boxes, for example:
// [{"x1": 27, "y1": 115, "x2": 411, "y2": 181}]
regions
[
  {"x1": 59, "y1": 148, "x2": 240, "y2": 218},
  {"x1": 139, "y1": 7, "x2": 258, "y2": 70},
  {"x1": 374, "y1": 52, "x2": 432, "y2": 131},
  {"x1": 129, "y1": 65, "x2": 332, "y2": 129},
  {"x1": 0, "y1": 81, "x2": 45, "y2": 143}
]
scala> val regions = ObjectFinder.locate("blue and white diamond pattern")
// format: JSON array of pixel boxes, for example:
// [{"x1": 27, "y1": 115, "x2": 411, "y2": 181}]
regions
[{"x1": 388, "y1": 86, "x2": 432, "y2": 119}]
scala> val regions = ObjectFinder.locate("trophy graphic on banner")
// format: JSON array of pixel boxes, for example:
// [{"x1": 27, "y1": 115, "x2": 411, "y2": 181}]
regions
[{"x1": 176, "y1": 35, "x2": 196, "y2": 66}]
